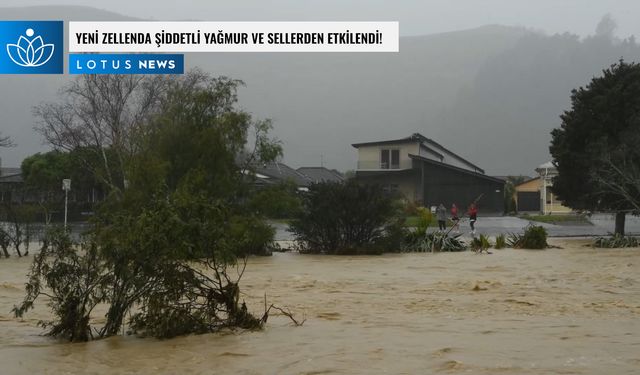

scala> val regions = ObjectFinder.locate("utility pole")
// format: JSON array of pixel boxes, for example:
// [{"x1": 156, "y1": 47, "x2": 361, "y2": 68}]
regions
[{"x1": 62, "y1": 179, "x2": 71, "y2": 229}]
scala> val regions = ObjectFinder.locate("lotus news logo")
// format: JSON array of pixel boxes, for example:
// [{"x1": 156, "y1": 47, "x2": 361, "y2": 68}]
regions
[
  {"x1": 0, "y1": 21, "x2": 63, "y2": 74},
  {"x1": 7, "y1": 28, "x2": 55, "y2": 67}
]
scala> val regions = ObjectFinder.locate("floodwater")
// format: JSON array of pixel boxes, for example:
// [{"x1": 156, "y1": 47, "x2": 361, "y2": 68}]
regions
[{"x1": 1, "y1": 239, "x2": 639, "y2": 375}]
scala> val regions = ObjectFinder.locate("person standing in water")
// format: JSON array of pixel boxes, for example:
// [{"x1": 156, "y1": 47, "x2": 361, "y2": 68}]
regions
[
  {"x1": 436, "y1": 203, "x2": 447, "y2": 231},
  {"x1": 468, "y1": 203, "x2": 478, "y2": 235},
  {"x1": 450, "y1": 203, "x2": 460, "y2": 233}
]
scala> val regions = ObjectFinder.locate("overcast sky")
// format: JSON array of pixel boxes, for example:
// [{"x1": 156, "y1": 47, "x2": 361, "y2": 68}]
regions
[
  {"x1": 2, "y1": 1, "x2": 639, "y2": 173},
  {"x1": 2, "y1": 0, "x2": 640, "y2": 38}
]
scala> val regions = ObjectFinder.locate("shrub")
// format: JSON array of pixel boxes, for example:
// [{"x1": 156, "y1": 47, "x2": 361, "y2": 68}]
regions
[
  {"x1": 404, "y1": 206, "x2": 433, "y2": 243},
  {"x1": 471, "y1": 234, "x2": 492, "y2": 252},
  {"x1": 289, "y1": 180, "x2": 400, "y2": 254},
  {"x1": 507, "y1": 232, "x2": 522, "y2": 247},
  {"x1": 593, "y1": 233, "x2": 640, "y2": 248},
  {"x1": 404, "y1": 200, "x2": 420, "y2": 216},
  {"x1": 495, "y1": 234, "x2": 506, "y2": 249},
  {"x1": 227, "y1": 215, "x2": 276, "y2": 256},
  {"x1": 375, "y1": 217, "x2": 408, "y2": 253},
  {"x1": 508, "y1": 225, "x2": 548, "y2": 249},
  {"x1": 249, "y1": 180, "x2": 302, "y2": 219},
  {"x1": 415, "y1": 207, "x2": 433, "y2": 233}
]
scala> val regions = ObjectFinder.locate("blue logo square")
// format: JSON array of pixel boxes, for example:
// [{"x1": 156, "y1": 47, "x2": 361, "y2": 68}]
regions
[{"x1": 0, "y1": 21, "x2": 63, "y2": 74}]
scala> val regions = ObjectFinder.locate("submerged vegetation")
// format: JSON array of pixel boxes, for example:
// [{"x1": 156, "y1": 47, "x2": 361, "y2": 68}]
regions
[
  {"x1": 470, "y1": 234, "x2": 492, "y2": 253},
  {"x1": 289, "y1": 180, "x2": 404, "y2": 255},
  {"x1": 12, "y1": 72, "x2": 287, "y2": 341},
  {"x1": 402, "y1": 207, "x2": 467, "y2": 252},
  {"x1": 593, "y1": 233, "x2": 640, "y2": 248},
  {"x1": 0, "y1": 204, "x2": 38, "y2": 258},
  {"x1": 507, "y1": 225, "x2": 548, "y2": 249},
  {"x1": 404, "y1": 231, "x2": 467, "y2": 252},
  {"x1": 290, "y1": 190, "x2": 565, "y2": 254},
  {"x1": 494, "y1": 234, "x2": 506, "y2": 249}
]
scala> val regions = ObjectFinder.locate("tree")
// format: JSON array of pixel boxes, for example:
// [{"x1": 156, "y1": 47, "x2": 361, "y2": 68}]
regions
[
  {"x1": 595, "y1": 14, "x2": 617, "y2": 39},
  {"x1": 550, "y1": 60, "x2": 640, "y2": 235},
  {"x1": 34, "y1": 75, "x2": 170, "y2": 194},
  {"x1": 0, "y1": 203, "x2": 38, "y2": 257},
  {"x1": 0, "y1": 131, "x2": 15, "y2": 148},
  {"x1": 21, "y1": 150, "x2": 106, "y2": 223},
  {"x1": 15, "y1": 71, "x2": 283, "y2": 341}
]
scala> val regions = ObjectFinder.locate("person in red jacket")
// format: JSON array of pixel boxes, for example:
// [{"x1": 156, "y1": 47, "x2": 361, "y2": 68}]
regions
[
  {"x1": 450, "y1": 203, "x2": 460, "y2": 233},
  {"x1": 468, "y1": 203, "x2": 478, "y2": 235}
]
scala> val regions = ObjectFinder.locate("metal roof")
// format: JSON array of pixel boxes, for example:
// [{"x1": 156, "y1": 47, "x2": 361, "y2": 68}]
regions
[
  {"x1": 296, "y1": 167, "x2": 344, "y2": 183},
  {"x1": 408, "y1": 154, "x2": 504, "y2": 184},
  {"x1": 0, "y1": 167, "x2": 22, "y2": 183},
  {"x1": 0, "y1": 167, "x2": 21, "y2": 177},
  {"x1": 254, "y1": 161, "x2": 312, "y2": 187}
]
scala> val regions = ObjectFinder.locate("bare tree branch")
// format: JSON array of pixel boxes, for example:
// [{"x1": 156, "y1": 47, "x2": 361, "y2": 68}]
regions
[
  {"x1": 590, "y1": 144, "x2": 640, "y2": 213},
  {"x1": 33, "y1": 74, "x2": 171, "y2": 195},
  {"x1": 0, "y1": 132, "x2": 15, "y2": 148}
]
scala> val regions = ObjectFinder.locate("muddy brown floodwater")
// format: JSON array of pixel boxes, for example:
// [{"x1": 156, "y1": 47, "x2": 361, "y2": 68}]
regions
[{"x1": 1, "y1": 239, "x2": 639, "y2": 375}]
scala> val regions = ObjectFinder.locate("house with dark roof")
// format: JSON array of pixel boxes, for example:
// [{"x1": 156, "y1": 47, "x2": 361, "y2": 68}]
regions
[
  {"x1": 0, "y1": 166, "x2": 24, "y2": 203},
  {"x1": 513, "y1": 162, "x2": 572, "y2": 214},
  {"x1": 296, "y1": 167, "x2": 344, "y2": 184},
  {"x1": 253, "y1": 161, "x2": 312, "y2": 191},
  {"x1": 352, "y1": 133, "x2": 504, "y2": 212}
]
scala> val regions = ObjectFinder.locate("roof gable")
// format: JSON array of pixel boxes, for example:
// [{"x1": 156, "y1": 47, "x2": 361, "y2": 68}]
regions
[{"x1": 353, "y1": 133, "x2": 484, "y2": 174}]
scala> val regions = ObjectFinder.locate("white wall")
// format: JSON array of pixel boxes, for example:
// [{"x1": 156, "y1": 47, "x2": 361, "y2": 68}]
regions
[{"x1": 356, "y1": 141, "x2": 418, "y2": 169}]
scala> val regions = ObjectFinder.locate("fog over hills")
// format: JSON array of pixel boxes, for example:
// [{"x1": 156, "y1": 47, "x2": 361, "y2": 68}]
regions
[{"x1": 0, "y1": 6, "x2": 638, "y2": 175}]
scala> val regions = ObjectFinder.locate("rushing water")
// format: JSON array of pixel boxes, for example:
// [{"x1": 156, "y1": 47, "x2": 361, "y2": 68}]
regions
[{"x1": 1, "y1": 239, "x2": 639, "y2": 375}]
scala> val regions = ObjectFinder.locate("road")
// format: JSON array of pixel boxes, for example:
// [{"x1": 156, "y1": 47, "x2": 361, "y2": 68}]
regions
[{"x1": 272, "y1": 213, "x2": 640, "y2": 241}]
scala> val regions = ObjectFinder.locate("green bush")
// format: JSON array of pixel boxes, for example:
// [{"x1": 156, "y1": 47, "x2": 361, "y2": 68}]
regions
[
  {"x1": 249, "y1": 180, "x2": 302, "y2": 219},
  {"x1": 290, "y1": 180, "x2": 401, "y2": 254},
  {"x1": 415, "y1": 207, "x2": 433, "y2": 233},
  {"x1": 375, "y1": 217, "x2": 408, "y2": 253},
  {"x1": 495, "y1": 234, "x2": 506, "y2": 249},
  {"x1": 403, "y1": 200, "x2": 420, "y2": 216},
  {"x1": 471, "y1": 234, "x2": 492, "y2": 252},
  {"x1": 228, "y1": 215, "x2": 276, "y2": 256},
  {"x1": 593, "y1": 233, "x2": 639, "y2": 248},
  {"x1": 508, "y1": 225, "x2": 548, "y2": 249}
]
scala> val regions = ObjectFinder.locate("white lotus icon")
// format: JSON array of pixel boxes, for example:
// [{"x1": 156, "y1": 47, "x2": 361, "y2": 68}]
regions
[{"x1": 6, "y1": 28, "x2": 55, "y2": 67}]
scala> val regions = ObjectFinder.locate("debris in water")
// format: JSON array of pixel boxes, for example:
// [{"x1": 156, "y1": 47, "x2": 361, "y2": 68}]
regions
[{"x1": 472, "y1": 283, "x2": 488, "y2": 291}]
